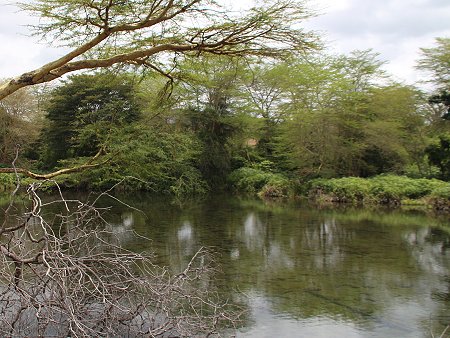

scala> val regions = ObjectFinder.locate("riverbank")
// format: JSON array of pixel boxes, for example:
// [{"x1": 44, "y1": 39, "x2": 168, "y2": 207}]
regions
[
  {"x1": 307, "y1": 175, "x2": 450, "y2": 211},
  {"x1": 228, "y1": 170, "x2": 450, "y2": 212},
  {"x1": 2, "y1": 172, "x2": 450, "y2": 212}
]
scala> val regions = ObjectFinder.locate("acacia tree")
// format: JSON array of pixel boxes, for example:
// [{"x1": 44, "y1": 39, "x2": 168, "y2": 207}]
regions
[
  {"x1": 417, "y1": 37, "x2": 450, "y2": 90},
  {"x1": 416, "y1": 38, "x2": 450, "y2": 178},
  {"x1": 174, "y1": 57, "x2": 246, "y2": 187},
  {"x1": 0, "y1": 0, "x2": 316, "y2": 100},
  {"x1": 0, "y1": 0, "x2": 316, "y2": 180},
  {"x1": 0, "y1": 85, "x2": 45, "y2": 165},
  {"x1": 417, "y1": 37, "x2": 450, "y2": 121},
  {"x1": 273, "y1": 51, "x2": 422, "y2": 178},
  {"x1": 0, "y1": 2, "x2": 317, "y2": 336}
]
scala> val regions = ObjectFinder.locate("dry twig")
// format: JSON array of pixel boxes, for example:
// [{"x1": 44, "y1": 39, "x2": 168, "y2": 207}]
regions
[{"x1": 0, "y1": 180, "x2": 242, "y2": 337}]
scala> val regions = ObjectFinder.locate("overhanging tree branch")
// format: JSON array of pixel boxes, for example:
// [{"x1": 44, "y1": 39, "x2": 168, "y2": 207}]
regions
[
  {"x1": 0, "y1": 148, "x2": 107, "y2": 180},
  {"x1": 0, "y1": 0, "x2": 317, "y2": 100}
]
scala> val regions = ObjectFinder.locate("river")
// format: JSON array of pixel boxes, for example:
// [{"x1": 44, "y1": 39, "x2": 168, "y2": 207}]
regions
[
  {"x1": 95, "y1": 193, "x2": 450, "y2": 338},
  {"x1": 1, "y1": 192, "x2": 450, "y2": 337}
]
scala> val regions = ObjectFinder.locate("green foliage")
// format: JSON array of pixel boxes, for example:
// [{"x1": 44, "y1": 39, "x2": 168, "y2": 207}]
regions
[
  {"x1": 431, "y1": 185, "x2": 450, "y2": 199},
  {"x1": 39, "y1": 72, "x2": 141, "y2": 168},
  {"x1": 7, "y1": 39, "x2": 447, "y2": 203},
  {"x1": 429, "y1": 185, "x2": 450, "y2": 211},
  {"x1": 54, "y1": 126, "x2": 207, "y2": 197},
  {"x1": 310, "y1": 177, "x2": 370, "y2": 203},
  {"x1": 183, "y1": 106, "x2": 237, "y2": 188},
  {"x1": 0, "y1": 86, "x2": 43, "y2": 166},
  {"x1": 18, "y1": 0, "x2": 317, "y2": 61},
  {"x1": 426, "y1": 133, "x2": 450, "y2": 180},
  {"x1": 417, "y1": 37, "x2": 450, "y2": 90},
  {"x1": 402, "y1": 162, "x2": 441, "y2": 179},
  {"x1": 417, "y1": 37, "x2": 450, "y2": 124},
  {"x1": 369, "y1": 176, "x2": 440, "y2": 204},
  {"x1": 272, "y1": 53, "x2": 424, "y2": 179},
  {"x1": 228, "y1": 167, "x2": 290, "y2": 197},
  {"x1": 429, "y1": 90, "x2": 450, "y2": 120},
  {"x1": 175, "y1": 57, "x2": 250, "y2": 188},
  {"x1": 0, "y1": 173, "x2": 17, "y2": 192},
  {"x1": 310, "y1": 175, "x2": 450, "y2": 206}
]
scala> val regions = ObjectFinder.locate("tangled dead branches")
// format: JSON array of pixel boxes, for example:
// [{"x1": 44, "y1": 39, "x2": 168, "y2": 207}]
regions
[{"x1": 0, "y1": 179, "x2": 242, "y2": 337}]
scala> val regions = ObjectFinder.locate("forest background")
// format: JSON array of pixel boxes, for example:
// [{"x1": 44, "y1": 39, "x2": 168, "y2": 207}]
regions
[{"x1": 0, "y1": 1, "x2": 449, "y2": 209}]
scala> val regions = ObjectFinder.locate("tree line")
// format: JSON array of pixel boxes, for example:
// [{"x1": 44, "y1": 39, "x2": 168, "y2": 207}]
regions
[
  {"x1": 1, "y1": 38, "x2": 449, "y2": 196},
  {"x1": 0, "y1": 0, "x2": 448, "y2": 198}
]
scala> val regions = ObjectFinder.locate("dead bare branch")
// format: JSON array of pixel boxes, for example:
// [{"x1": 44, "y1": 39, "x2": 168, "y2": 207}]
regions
[{"x1": 0, "y1": 179, "x2": 243, "y2": 337}]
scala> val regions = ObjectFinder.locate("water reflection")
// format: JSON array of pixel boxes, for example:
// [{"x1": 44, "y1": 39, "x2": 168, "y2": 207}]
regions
[
  {"x1": 177, "y1": 221, "x2": 193, "y2": 241},
  {"x1": 105, "y1": 195, "x2": 450, "y2": 337},
  {"x1": 4, "y1": 194, "x2": 448, "y2": 337}
]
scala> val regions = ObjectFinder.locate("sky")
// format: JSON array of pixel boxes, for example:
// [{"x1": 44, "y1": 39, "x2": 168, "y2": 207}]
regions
[
  {"x1": 0, "y1": 0, "x2": 449, "y2": 86},
  {"x1": 303, "y1": 0, "x2": 450, "y2": 85}
]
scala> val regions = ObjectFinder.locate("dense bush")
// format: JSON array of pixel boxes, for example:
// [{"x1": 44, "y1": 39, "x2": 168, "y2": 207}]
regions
[
  {"x1": 228, "y1": 167, "x2": 290, "y2": 198},
  {"x1": 429, "y1": 185, "x2": 450, "y2": 211},
  {"x1": 310, "y1": 177, "x2": 370, "y2": 203},
  {"x1": 310, "y1": 175, "x2": 450, "y2": 207},
  {"x1": 30, "y1": 127, "x2": 208, "y2": 197},
  {"x1": 0, "y1": 173, "x2": 16, "y2": 192},
  {"x1": 369, "y1": 176, "x2": 444, "y2": 203}
]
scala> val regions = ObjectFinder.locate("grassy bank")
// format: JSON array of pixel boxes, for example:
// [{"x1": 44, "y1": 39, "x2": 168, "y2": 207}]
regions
[
  {"x1": 308, "y1": 175, "x2": 450, "y2": 211},
  {"x1": 227, "y1": 168, "x2": 450, "y2": 211},
  {"x1": 3, "y1": 170, "x2": 450, "y2": 212}
]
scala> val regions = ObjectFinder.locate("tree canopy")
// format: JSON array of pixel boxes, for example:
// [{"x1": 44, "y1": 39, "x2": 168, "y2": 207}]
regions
[
  {"x1": 39, "y1": 73, "x2": 141, "y2": 168},
  {"x1": 417, "y1": 37, "x2": 450, "y2": 120},
  {"x1": 0, "y1": 0, "x2": 317, "y2": 100},
  {"x1": 417, "y1": 37, "x2": 450, "y2": 90}
]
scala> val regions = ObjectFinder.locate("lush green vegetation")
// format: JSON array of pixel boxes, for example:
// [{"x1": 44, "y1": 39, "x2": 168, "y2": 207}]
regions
[
  {"x1": 1, "y1": 37, "x2": 449, "y2": 209},
  {"x1": 229, "y1": 165, "x2": 290, "y2": 198},
  {"x1": 308, "y1": 175, "x2": 450, "y2": 209}
]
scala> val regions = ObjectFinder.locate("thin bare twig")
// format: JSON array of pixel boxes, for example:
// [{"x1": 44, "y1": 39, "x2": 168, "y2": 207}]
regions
[{"x1": 0, "y1": 176, "x2": 242, "y2": 337}]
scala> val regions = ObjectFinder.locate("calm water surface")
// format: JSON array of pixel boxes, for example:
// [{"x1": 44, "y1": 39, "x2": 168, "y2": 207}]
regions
[
  {"x1": 98, "y1": 194, "x2": 450, "y2": 338},
  {"x1": 4, "y1": 193, "x2": 449, "y2": 337}
]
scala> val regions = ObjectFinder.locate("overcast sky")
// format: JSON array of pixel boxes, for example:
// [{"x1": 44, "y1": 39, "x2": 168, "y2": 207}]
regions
[
  {"x1": 0, "y1": 0, "x2": 449, "y2": 86},
  {"x1": 304, "y1": 0, "x2": 450, "y2": 85}
]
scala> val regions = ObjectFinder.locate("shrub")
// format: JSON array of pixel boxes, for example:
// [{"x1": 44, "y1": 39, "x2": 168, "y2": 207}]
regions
[
  {"x1": 258, "y1": 177, "x2": 290, "y2": 199},
  {"x1": 229, "y1": 167, "x2": 290, "y2": 197},
  {"x1": 35, "y1": 128, "x2": 209, "y2": 197},
  {"x1": 369, "y1": 175, "x2": 446, "y2": 204},
  {"x1": 309, "y1": 177, "x2": 371, "y2": 203},
  {"x1": 0, "y1": 173, "x2": 16, "y2": 192},
  {"x1": 429, "y1": 185, "x2": 450, "y2": 211},
  {"x1": 309, "y1": 175, "x2": 450, "y2": 207}
]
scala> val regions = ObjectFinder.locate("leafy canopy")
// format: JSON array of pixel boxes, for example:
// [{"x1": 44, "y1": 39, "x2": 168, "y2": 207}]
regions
[
  {"x1": 0, "y1": 0, "x2": 317, "y2": 100},
  {"x1": 39, "y1": 73, "x2": 141, "y2": 168}
]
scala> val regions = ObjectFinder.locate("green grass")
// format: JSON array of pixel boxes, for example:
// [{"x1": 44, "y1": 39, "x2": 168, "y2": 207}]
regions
[{"x1": 309, "y1": 175, "x2": 450, "y2": 209}]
